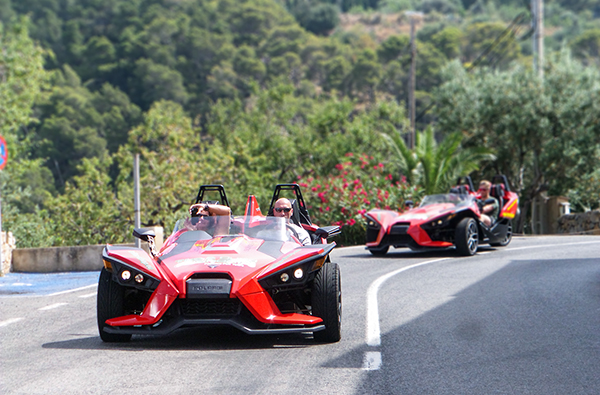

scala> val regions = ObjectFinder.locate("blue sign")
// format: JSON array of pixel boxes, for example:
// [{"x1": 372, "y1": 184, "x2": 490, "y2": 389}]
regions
[{"x1": 0, "y1": 135, "x2": 6, "y2": 170}]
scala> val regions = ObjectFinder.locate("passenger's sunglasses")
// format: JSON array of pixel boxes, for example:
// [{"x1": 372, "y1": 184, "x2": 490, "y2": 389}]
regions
[
  {"x1": 478, "y1": 188, "x2": 489, "y2": 192},
  {"x1": 274, "y1": 207, "x2": 292, "y2": 213}
]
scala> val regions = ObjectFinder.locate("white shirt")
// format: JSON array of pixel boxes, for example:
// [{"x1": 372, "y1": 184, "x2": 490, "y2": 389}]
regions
[{"x1": 287, "y1": 223, "x2": 311, "y2": 245}]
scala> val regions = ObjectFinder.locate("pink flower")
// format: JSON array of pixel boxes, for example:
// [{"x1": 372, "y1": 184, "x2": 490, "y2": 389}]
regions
[
  {"x1": 358, "y1": 209, "x2": 366, "y2": 215},
  {"x1": 401, "y1": 175, "x2": 407, "y2": 183},
  {"x1": 378, "y1": 163, "x2": 384, "y2": 169},
  {"x1": 347, "y1": 218, "x2": 356, "y2": 226},
  {"x1": 345, "y1": 152, "x2": 354, "y2": 157},
  {"x1": 335, "y1": 164, "x2": 343, "y2": 171}
]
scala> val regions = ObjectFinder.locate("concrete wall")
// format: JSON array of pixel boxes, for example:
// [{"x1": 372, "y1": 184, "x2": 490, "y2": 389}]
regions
[
  {"x1": 9, "y1": 227, "x2": 164, "y2": 273},
  {"x1": 1, "y1": 232, "x2": 16, "y2": 275},
  {"x1": 12, "y1": 245, "x2": 108, "y2": 273}
]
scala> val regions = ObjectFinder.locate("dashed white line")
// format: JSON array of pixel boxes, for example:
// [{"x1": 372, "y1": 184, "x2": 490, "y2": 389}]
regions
[
  {"x1": 363, "y1": 351, "x2": 382, "y2": 370},
  {"x1": 0, "y1": 318, "x2": 24, "y2": 327},
  {"x1": 47, "y1": 284, "x2": 96, "y2": 297},
  {"x1": 78, "y1": 292, "x2": 97, "y2": 298},
  {"x1": 38, "y1": 303, "x2": 68, "y2": 311}
]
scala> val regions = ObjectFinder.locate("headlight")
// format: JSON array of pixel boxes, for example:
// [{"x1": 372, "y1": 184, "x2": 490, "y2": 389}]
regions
[
  {"x1": 293, "y1": 268, "x2": 304, "y2": 280},
  {"x1": 106, "y1": 259, "x2": 160, "y2": 291},
  {"x1": 425, "y1": 213, "x2": 456, "y2": 228},
  {"x1": 121, "y1": 270, "x2": 131, "y2": 281}
]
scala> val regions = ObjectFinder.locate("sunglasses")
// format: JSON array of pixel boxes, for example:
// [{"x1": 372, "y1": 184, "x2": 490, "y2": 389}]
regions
[
  {"x1": 478, "y1": 188, "x2": 489, "y2": 192},
  {"x1": 274, "y1": 207, "x2": 292, "y2": 213}
]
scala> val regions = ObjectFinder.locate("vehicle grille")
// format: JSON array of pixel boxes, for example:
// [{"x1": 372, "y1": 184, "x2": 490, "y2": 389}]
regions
[
  {"x1": 180, "y1": 299, "x2": 241, "y2": 317},
  {"x1": 390, "y1": 223, "x2": 410, "y2": 235}
]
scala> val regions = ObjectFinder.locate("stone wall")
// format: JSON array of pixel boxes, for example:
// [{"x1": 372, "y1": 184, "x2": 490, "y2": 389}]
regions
[
  {"x1": 1, "y1": 231, "x2": 16, "y2": 275},
  {"x1": 9, "y1": 226, "x2": 164, "y2": 273},
  {"x1": 557, "y1": 210, "x2": 600, "y2": 235}
]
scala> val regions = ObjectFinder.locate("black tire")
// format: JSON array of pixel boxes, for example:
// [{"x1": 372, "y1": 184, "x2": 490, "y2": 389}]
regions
[
  {"x1": 97, "y1": 268, "x2": 132, "y2": 342},
  {"x1": 455, "y1": 218, "x2": 478, "y2": 256},
  {"x1": 490, "y1": 220, "x2": 512, "y2": 247},
  {"x1": 368, "y1": 246, "x2": 389, "y2": 256},
  {"x1": 311, "y1": 262, "x2": 342, "y2": 343}
]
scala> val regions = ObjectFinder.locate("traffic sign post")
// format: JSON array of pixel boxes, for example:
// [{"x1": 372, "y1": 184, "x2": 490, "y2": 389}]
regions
[{"x1": 0, "y1": 135, "x2": 7, "y2": 273}]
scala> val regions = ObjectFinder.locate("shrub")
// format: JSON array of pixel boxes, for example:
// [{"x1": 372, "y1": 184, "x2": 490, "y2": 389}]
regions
[{"x1": 299, "y1": 153, "x2": 423, "y2": 245}]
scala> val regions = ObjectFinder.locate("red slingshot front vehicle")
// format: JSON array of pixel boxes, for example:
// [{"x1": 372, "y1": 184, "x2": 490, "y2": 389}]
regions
[
  {"x1": 97, "y1": 184, "x2": 342, "y2": 343},
  {"x1": 365, "y1": 175, "x2": 519, "y2": 256}
]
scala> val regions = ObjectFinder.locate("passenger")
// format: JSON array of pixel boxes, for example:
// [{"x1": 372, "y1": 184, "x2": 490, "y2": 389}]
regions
[
  {"x1": 477, "y1": 180, "x2": 499, "y2": 227},
  {"x1": 188, "y1": 202, "x2": 231, "y2": 236},
  {"x1": 273, "y1": 198, "x2": 311, "y2": 245}
]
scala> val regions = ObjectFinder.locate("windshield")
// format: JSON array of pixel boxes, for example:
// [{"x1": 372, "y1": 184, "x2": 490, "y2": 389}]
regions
[
  {"x1": 419, "y1": 193, "x2": 475, "y2": 209},
  {"x1": 171, "y1": 215, "x2": 299, "y2": 243}
]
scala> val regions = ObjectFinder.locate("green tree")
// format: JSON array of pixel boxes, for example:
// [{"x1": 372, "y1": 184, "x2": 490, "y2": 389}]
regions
[
  {"x1": 381, "y1": 127, "x2": 494, "y2": 194},
  {"x1": 0, "y1": 18, "x2": 52, "y2": 246},
  {"x1": 570, "y1": 28, "x2": 600, "y2": 66},
  {"x1": 434, "y1": 53, "x2": 600, "y2": 232}
]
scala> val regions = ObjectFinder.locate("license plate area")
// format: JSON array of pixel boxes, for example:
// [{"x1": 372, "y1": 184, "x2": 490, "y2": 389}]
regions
[{"x1": 186, "y1": 278, "x2": 232, "y2": 298}]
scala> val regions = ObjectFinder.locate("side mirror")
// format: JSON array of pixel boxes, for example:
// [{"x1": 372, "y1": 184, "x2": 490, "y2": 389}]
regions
[
  {"x1": 315, "y1": 226, "x2": 341, "y2": 239},
  {"x1": 133, "y1": 228, "x2": 156, "y2": 242},
  {"x1": 405, "y1": 200, "x2": 414, "y2": 209}
]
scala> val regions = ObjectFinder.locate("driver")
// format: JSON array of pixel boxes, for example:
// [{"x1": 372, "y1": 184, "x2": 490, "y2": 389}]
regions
[
  {"x1": 273, "y1": 198, "x2": 311, "y2": 245},
  {"x1": 188, "y1": 202, "x2": 231, "y2": 236},
  {"x1": 477, "y1": 180, "x2": 499, "y2": 227}
]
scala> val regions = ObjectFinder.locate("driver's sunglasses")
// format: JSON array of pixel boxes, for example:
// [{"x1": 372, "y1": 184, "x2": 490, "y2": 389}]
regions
[
  {"x1": 274, "y1": 207, "x2": 292, "y2": 213},
  {"x1": 478, "y1": 187, "x2": 489, "y2": 192}
]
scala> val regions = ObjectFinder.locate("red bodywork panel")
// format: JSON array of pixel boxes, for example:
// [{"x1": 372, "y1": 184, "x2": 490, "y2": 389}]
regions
[{"x1": 103, "y1": 232, "x2": 327, "y2": 327}]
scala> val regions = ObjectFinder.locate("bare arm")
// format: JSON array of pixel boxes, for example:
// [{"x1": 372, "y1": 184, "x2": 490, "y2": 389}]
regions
[{"x1": 189, "y1": 203, "x2": 231, "y2": 235}]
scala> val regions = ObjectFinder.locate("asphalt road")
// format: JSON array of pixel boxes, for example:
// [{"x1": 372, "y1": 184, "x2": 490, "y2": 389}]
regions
[{"x1": 1, "y1": 235, "x2": 599, "y2": 394}]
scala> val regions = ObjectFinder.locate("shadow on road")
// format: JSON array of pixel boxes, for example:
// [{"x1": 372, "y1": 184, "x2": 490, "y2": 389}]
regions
[
  {"x1": 43, "y1": 326, "x2": 321, "y2": 351},
  {"x1": 343, "y1": 245, "x2": 497, "y2": 260}
]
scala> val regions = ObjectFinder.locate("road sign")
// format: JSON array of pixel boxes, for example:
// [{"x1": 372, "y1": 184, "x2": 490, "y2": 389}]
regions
[{"x1": 0, "y1": 135, "x2": 7, "y2": 170}]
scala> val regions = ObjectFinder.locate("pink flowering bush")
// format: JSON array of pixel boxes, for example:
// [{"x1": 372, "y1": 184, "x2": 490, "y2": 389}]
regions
[{"x1": 299, "y1": 153, "x2": 423, "y2": 246}]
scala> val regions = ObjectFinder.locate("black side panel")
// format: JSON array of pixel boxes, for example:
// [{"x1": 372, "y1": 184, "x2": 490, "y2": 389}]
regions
[{"x1": 257, "y1": 241, "x2": 285, "y2": 259}]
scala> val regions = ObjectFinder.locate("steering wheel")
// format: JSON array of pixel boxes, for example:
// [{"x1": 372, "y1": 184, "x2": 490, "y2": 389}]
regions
[{"x1": 285, "y1": 223, "x2": 301, "y2": 242}]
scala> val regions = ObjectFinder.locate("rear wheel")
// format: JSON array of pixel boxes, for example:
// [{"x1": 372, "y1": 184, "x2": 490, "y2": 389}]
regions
[
  {"x1": 455, "y1": 218, "x2": 478, "y2": 256},
  {"x1": 311, "y1": 262, "x2": 342, "y2": 343},
  {"x1": 97, "y1": 268, "x2": 132, "y2": 342},
  {"x1": 490, "y1": 220, "x2": 512, "y2": 247},
  {"x1": 368, "y1": 246, "x2": 389, "y2": 256}
]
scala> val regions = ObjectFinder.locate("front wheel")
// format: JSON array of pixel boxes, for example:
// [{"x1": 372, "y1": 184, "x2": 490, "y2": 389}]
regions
[
  {"x1": 311, "y1": 262, "x2": 342, "y2": 343},
  {"x1": 368, "y1": 246, "x2": 389, "y2": 256},
  {"x1": 97, "y1": 268, "x2": 132, "y2": 342},
  {"x1": 455, "y1": 218, "x2": 478, "y2": 256}
]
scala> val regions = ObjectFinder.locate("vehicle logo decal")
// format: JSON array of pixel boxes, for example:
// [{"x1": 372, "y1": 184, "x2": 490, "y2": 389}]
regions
[
  {"x1": 174, "y1": 256, "x2": 257, "y2": 268},
  {"x1": 131, "y1": 251, "x2": 154, "y2": 271}
]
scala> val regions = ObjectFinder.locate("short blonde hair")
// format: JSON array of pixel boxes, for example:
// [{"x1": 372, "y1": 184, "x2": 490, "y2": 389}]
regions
[{"x1": 479, "y1": 180, "x2": 491, "y2": 189}]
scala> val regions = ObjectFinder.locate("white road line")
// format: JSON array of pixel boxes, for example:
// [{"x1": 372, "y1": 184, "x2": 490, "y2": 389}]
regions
[
  {"x1": 363, "y1": 351, "x2": 382, "y2": 370},
  {"x1": 366, "y1": 258, "x2": 449, "y2": 346},
  {"x1": 47, "y1": 284, "x2": 97, "y2": 297},
  {"x1": 0, "y1": 318, "x2": 24, "y2": 327},
  {"x1": 363, "y1": 238, "x2": 600, "y2": 371},
  {"x1": 507, "y1": 240, "x2": 600, "y2": 252},
  {"x1": 39, "y1": 303, "x2": 68, "y2": 311},
  {"x1": 78, "y1": 292, "x2": 97, "y2": 298}
]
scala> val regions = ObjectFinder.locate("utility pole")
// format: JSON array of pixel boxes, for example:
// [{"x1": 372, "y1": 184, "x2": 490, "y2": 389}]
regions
[
  {"x1": 406, "y1": 11, "x2": 423, "y2": 149},
  {"x1": 532, "y1": 0, "x2": 544, "y2": 79},
  {"x1": 134, "y1": 153, "x2": 141, "y2": 248}
]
